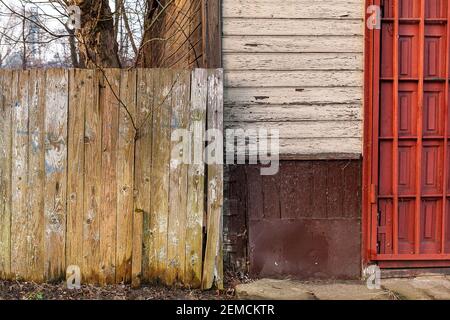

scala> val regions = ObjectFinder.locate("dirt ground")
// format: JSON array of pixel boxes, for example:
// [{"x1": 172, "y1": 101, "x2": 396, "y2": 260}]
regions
[
  {"x1": 0, "y1": 279, "x2": 238, "y2": 300},
  {"x1": 0, "y1": 271, "x2": 251, "y2": 300}
]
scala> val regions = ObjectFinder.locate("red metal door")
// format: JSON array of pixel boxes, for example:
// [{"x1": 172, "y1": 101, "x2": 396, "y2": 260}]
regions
[{"x1": 373, "y1": 0, "x2": 450, "y2": 267}]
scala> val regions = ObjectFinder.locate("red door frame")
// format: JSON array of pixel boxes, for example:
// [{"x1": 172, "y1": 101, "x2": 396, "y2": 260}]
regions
[
  {"x1": 363, "y1": 0, "x2": 375, "y2": 269},
  {"x1": 363, "y1": 0, "x2": 450, "y2": 269},
  {"x1": 363, "y1": 0, "x2": 383, "y2": 269}
]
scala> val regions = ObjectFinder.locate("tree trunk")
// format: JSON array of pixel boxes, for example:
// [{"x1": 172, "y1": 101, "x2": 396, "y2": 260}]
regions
[
  {"x1": 69, "y1": 0, "x2": 121, "y2": 68},
  {"x1": 136, "y1": 0, "x2": 203, "y2": 68}
]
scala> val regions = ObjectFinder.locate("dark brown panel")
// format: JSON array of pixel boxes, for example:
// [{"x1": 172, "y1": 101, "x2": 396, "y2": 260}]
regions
[
  {"x1": 343, "y1": 160, "x2": 363, "y2": 218},
  {"x1": 280, "y1": 162, "x2": 313, "y2": 219},
  {"x1": 248, "y1": 219, "x2": 361, "y2": 279},
  {"x1": 246, "y1": 166, "x2": 264, "y2": 221},
  {"x1": 225, "y1": 160, "x2": 362, "y2": 279},
  {"x1": 327, "y1": 162, "x2": 345, "y2": 218},
  {"x1": 312, "y1": 162, "x2": 328, "y2": 219},
  {"x1": 262, "y1": 175, "x2": 281, "y2": 220}
]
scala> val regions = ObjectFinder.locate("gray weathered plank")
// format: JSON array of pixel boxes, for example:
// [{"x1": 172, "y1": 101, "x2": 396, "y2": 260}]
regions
[
  {"x1": 11, "y1": 70, "x2": 29, "y2": 279},
  {"x1": 185, "y1": 69, "x2": 207, "y2": 287},
  {"x1": 202, "y1": 69, "x2": 224, "y2": 290},
  {"x1": 27, "y1": 69, "x2": 46, "y2": 282},
  {"x1": 166, "y1": 70, "x2": 190, "y2": 285},
  {"x1": 151, "y1": 69, "x2": 173, "y2": 283},
  {"x1": 0, "y1": 70, "x2": 12, "y2": 279}
]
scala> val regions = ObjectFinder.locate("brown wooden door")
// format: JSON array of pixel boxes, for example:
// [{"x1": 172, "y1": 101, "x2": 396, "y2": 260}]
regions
[{"x1": 373, "y1": 0, "x2": 450, "y2": 267}]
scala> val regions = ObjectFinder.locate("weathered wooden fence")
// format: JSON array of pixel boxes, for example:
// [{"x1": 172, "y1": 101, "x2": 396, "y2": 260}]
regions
[{"x1": 0, "y1": 68, "x2": 223, "y2": 289}]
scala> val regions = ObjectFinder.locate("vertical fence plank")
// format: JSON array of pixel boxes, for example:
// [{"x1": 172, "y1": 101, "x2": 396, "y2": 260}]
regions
[
  {"x1": 116, "y1": 69, "x2": 136, "y2": 283},
  {"x1": 99, "y1": 69, "x2": 120, "y2": 285},
  {"x1": 67, "y1": 70, "x2": 86, "y2": 273},
  {"x1": 11, "y1": 70, "x2": 29, "y2": 279},
  {"x1": 27, "y1": 69, "x2": 46, "y2": 281},
  {"x1": 202, "y1": 69, "x2": 224, "y2": 290},
  {"x1": 151, "y1": 69, "x2": 173, "y2": 283},
  {"x1": 44, "y1": 69, "x2": 68, "y2": 280},
  {"x1": 83, "y1": 70, "x2": 101, "y2": 284},
  {"x1": 185, "y1": 69, "x2": 207, "y2": 287},
  {"x1": 0, "y1": 70, "x2": 12, "y2": 279},
  {"x1": 167, "y1": 70, "x2": 191, "y2": 285},
  {"x1": 135, "y1": 69, "x2": 155, "y2": 280},
  {"x1": 131, "y1": 209, "x2": 143, "y2": 288}
]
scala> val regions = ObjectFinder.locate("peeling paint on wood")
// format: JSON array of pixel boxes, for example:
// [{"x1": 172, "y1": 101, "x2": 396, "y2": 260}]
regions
[
  {"x1": 185, "y1": 69, "x2": 207, "y2": 287},
  {"x1": 167, "y1": 70, "x2": 190, "y2": 285},
  {"x1": 223, "y1": 53, "x2": 363, "y2": 71},
  {"x1": 222, "y1": 0, "x2": 364, "y2": 157},
  {"x1": 223, "y1": 0, "x2": 364, "y2": 19},
  {"x1": 202, "y1": 69, "x2": 224, "y2": 290}
]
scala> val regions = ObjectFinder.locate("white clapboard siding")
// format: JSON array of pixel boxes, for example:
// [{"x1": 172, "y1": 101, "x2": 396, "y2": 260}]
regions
[
  {"x1": 225, "y1": 121, "x2": 362, "y2": 139},
  {"x1": 223, "y1": 18, "x2": 363, "y2": 36},
  {"x1": 224, "y1": 105, "x2": 362, "y2": 122},
  {"x1": 223, "y1": 0, "x2": 364, "y2": 19},
  {"x1": 223, "y1": 53, "x2": 363, "y2": 71},
  {"x1": 225, "y1": 87, "x2": 362, "y2": 105},
  {"x1": 225, "y1": 71, "x2": 363, "y2": 88},
  {"x1": 277, "y1": 138, "x2": 363, "y2": 158},
  {"x1": 244, "y1": 138, "x2": 363, "y2": 159},
  {"x1": 222, "y1": 0, "x2": 365, "y2": 157},
  {"x1": 223, "y1": 36, "x2": 363, "y2": 53}
]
